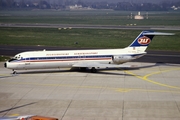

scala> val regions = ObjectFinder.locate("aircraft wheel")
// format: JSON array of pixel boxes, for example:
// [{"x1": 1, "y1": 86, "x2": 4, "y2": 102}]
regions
[
  {"x1": 12, "y1": 70, "x2": 17, "y2": 74},
  {"x1": 79, "y1": 67, "x2": 87, "y2": 71},
  {"x1": 91, "y1": 67, "x2": 97, "y2": 73}
]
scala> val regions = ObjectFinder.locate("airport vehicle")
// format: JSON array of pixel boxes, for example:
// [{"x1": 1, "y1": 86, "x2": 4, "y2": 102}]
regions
[
  {"x1": 0, "y1": 115, "x2": 58, "y2": 120},
  {"x1": 4, "y1": 31, "x2": 174, "y2": 73}
]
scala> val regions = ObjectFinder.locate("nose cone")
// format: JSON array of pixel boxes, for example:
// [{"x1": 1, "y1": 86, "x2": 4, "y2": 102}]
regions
[{"x1": 4, "y1": 62, "x2": 7, "y2": 68}]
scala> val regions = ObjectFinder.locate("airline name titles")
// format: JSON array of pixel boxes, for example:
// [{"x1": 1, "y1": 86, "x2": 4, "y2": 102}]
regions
[{"x1": 46, "y1": 52, "x2": 98, "y2": 56}]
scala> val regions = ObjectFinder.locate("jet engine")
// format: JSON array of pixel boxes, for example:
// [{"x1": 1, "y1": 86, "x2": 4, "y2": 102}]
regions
[{"x1": 112, "y1": 55, "x2": 133, "y2": 64}]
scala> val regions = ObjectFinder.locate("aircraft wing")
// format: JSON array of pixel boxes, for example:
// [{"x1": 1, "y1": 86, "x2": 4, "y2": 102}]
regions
[
  {"x1": 0, "y1": 115, "x2": 58, "y2": 120},
  {"x1": 72, "y1": 62, "x2": 133, "y2": 68}
]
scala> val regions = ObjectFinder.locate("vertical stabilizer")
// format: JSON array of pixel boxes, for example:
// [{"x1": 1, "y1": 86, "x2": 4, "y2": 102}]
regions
[{"x1": 127, "y1": 31, "x2": 174, "y2": 52}]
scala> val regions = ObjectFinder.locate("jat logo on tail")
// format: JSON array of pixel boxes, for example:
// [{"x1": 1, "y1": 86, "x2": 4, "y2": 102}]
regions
[{"x1": 138, "y1": 36, "x2": 151, "y2": 45}]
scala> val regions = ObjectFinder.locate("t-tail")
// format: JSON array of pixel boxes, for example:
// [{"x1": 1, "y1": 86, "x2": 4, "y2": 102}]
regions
[{"x1": 125, "y1": 31, "x2": 175, "y2": 53}]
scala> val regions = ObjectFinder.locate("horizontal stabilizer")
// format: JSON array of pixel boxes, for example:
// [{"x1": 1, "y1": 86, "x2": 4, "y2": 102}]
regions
[{"x1": 143, "y1": 32, "x2": 175, "y2": 35}]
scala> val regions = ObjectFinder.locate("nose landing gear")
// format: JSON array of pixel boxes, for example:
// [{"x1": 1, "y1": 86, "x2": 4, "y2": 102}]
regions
[{"x1": 12, "y1": 69, "x2": 17, "y2": 74}]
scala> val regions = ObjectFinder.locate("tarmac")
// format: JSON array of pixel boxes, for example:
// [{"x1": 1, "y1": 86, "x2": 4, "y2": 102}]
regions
[{"x1": 0, "y1": 62, "x2": 180, "y2": 120}]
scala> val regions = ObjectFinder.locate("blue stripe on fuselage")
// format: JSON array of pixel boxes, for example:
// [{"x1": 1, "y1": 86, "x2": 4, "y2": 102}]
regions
[{"x1": 10, "y1": 54, "x2": 144, "y2": 63}]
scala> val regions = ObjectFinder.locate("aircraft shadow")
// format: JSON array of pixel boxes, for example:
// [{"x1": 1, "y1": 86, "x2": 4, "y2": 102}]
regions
[
  {"x1": 17, "y1": 69, "x2": 74, "y2": 74},
  {"x1": 94, "y1": 64, "x2": 158, "y2": 76},
  {"x1": 0, "y1": 75, "x2": 14, "y2": 79},
  {"x1": 14, "y1": 62, "x2": 166, "y2": 75},
  {"x1": 0, "y1": 102, "x2": 37, "y2": 114}
]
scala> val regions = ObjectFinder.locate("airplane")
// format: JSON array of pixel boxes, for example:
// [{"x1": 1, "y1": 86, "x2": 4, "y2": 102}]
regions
[
  {"x1": 4, "y1": 31, "x2": 174, "y2": 74},
  {"x1": 0, "y1": 115, "x2": 58, "y2": 120},
  {"x1": 0, "y1": 115, "x2": 34, "y2": 120}
]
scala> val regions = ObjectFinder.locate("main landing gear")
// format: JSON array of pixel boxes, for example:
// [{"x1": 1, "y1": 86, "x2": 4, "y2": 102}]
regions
[
  {"x1": 91, "y1": 67, "x2": 97, "y2": 73},
  {"x1": 79, "y1": 67, "x2": 87, "y2": 72},
  {"x1": 79, "y1": 67, "x2": 97, "y2": 73}
]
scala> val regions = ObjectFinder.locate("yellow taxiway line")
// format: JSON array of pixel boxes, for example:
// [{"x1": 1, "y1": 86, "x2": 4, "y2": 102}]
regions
[{"x1": 125, "y1": 67, "x2": 180, "y2": 90}]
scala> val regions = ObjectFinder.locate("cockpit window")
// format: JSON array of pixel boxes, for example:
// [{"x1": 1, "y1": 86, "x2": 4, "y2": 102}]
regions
[
  {"x1": 8, "y1": 58, "x2": 17, "y2": 62},
  {"x1": 8, "y1": 55, "x2": 21, "y2": 62}
]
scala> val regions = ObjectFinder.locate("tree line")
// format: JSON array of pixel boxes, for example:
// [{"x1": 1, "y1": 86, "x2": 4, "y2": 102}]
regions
[{"x1": 0, "y1": 0, "x2": 180, "y2": 11}]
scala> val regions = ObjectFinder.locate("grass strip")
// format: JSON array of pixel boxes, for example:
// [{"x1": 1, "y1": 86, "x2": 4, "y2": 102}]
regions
[{"x1": 0, "y1": 27, "x2": 180, "y2": 51}]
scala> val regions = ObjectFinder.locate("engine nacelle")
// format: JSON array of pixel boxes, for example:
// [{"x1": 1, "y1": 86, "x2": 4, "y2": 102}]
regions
[{"x1": 112, "y1": 55, "x2": 133, "y2": 64}]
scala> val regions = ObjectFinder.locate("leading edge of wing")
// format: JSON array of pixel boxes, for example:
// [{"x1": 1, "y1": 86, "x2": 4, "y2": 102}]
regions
[{"x1": 72, "y1": 62, "x2": 133, "y2": 68}]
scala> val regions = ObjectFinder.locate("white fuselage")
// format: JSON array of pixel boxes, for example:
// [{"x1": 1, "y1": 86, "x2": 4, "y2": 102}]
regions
[{"x1": 5, "y1": 47, "x2": 145, "y2": 70}]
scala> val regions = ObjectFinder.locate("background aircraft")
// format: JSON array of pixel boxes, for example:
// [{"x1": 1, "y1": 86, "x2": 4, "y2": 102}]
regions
[{"x1": 0, "y1": 115, "x2": 58, "y2": 120}]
